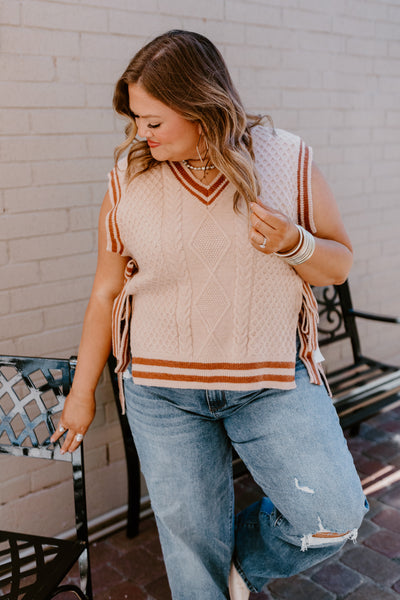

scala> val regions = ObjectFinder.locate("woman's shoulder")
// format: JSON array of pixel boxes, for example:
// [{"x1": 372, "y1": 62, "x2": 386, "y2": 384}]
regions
[
  {"x1": 112, "y1": 156, "x2": 128, "y2": 175},
  {"x1": 111, "y1": 155, "x2": 165, "y2": 179},
  {"x1": 109, "y1": 156, "x2": 165, "y2": 198},
  {"x1": 251, "y1": 124, "x2": 302, "y2": 148},
  {"x1": 251, "y1": 125, "x2": 308, "y2": 168},
  {"x1": 108, "y1": 157, "x2": 128, "y2": 190}
]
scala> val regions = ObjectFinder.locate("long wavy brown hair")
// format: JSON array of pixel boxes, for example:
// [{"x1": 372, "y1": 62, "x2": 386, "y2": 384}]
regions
[{"x1": 113, "y1": 30, "x2": 270, "y2": 211}]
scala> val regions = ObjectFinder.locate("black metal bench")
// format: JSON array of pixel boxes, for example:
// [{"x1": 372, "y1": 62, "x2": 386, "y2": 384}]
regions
[
  {"x1": 314, "y1": 281, "x2": 400, "y2": 432},
  {"x1": 0, "y1": 355, "x2": 92, "y2": 600},
  {"x1": 109, "y1": 279, "x2": 400, "y2": 537}
]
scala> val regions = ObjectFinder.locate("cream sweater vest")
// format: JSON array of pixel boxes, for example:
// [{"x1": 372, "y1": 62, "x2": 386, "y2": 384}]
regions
[{"x1": 106, "y1": 126, "x2": 323, "y2": 399}]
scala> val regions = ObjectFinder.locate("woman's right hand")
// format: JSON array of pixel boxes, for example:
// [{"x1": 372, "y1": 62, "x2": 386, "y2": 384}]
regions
[{"x1": 50, "y1": 388, "x2": 96, "y2": 454}]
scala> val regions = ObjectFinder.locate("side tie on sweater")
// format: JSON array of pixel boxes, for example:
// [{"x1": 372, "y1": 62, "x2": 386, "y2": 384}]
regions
[
  {"x1": 298, "y1": 281, "x2": 331, "y2": 395},
  {"x1": 111, "y1": 258, "x2": 137, "y2": 412}
]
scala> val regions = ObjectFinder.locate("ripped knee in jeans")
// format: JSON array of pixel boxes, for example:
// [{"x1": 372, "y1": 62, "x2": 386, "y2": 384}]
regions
[{"x1": 301, "y1": 517, "x2": 358, "y2": 552}]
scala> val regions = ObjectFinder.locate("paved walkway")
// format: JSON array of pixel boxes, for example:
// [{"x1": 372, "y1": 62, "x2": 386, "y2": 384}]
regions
[{"x1": 68, "y1": 406, "x2": 400, "y2": 599}]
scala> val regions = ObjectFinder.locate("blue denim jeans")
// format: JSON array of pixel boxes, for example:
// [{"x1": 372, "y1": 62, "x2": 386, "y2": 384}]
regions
[{"x1": 124, "y1": 357, "x2": 368, "y2": 599}]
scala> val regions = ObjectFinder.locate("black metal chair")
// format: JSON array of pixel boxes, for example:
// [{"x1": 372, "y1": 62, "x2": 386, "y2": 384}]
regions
[
  {"x1": 314, "y1": 281, "x2": 400, "y2": 432},
  {"x1": 107, "y1": 354, "x2": 141, "y2": 538},
  {"x1": 0, "y1": 355, "x2": 92, "y2": 600}
]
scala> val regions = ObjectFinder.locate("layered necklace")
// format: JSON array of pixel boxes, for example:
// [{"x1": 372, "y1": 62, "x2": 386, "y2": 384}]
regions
[{"x1": 182, "y1": 159, "x2": 215, "y2": 171}]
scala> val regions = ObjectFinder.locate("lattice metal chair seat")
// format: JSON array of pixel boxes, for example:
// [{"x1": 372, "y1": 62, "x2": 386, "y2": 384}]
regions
[{"x1": 0, "y1": 355, "x2": 92, "y2": 600}]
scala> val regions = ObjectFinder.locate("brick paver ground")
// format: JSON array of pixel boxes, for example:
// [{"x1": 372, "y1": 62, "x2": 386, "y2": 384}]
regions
[{"x1": 59, "y1": 406, "x2": 400, "y2": 598}]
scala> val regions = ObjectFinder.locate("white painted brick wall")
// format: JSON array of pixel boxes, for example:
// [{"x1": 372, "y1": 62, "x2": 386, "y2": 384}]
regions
[{"x1": 1, "y1": 0, "x2": 399, "y2": 533}]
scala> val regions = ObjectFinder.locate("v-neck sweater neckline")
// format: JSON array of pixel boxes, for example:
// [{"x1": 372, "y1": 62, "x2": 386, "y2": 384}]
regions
[{"x1": 167, "y1": 161, "x2": 229, "y2": 206}]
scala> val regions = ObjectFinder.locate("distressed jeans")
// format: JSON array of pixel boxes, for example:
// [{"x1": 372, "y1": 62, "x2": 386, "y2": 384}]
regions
[{"x1": 124, "y1": 357, "x2": 368, "y2": 599}]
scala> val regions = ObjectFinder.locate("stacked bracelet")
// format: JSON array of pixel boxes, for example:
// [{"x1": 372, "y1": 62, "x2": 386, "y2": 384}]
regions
[{"x1": 274, "y1": 225, "x2": 316, "y2": 265}]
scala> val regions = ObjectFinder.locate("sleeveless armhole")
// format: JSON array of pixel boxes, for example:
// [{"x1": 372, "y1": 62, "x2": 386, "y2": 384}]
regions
[
  {"x1": 296, "y1": 140, "x2": 330, "y2": 392},
  {"x1": 106, "y1": 166, "x2": 125, "y2": 255},
  {"x1": 107, "y1": 163, "x2": 135, "y2": 411},
  {"x1": 297, "y1": 140, "x2": 316, "y2": 234}
]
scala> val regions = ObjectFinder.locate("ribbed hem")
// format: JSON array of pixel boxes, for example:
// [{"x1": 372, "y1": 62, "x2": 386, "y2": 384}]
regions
[{"x1": 131, "y1": 357, "x2": 296, "y2": 391}]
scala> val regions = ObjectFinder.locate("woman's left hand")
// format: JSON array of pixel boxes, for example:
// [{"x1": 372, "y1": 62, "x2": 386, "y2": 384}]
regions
[
  {"x1": 248, "y1": 164, "x2": 353, "y2": 286},
  {"x1": 249, "y1": 201, "x2": 299, "y2": 255}
]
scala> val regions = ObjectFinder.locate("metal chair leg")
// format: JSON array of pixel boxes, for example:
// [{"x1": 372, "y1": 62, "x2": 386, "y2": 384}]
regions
[{"x1": 49, "y1": 584, "x2": 89, "y2": 599}]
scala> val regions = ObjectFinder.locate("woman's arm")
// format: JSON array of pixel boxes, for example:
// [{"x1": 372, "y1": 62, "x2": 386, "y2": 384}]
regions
[
  {"x1": 250, "y1": 163, "x2": 353, "y2": 286},
  {"x1": 51, "y1": 191, "x2": 129, "y2": 453}
]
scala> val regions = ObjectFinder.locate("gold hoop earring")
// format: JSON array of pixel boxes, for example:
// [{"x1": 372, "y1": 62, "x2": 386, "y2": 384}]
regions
[
  {"x1": 196, "y1": 133, "x2": 205, "y2": 166},
  {"x1": 193, "y1": 132, "x2": 213, "y2": 180}
]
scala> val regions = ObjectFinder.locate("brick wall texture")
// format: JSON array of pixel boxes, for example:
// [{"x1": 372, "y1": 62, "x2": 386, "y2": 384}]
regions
[{"x1": 1, "y1": 0, "x2": 400, "y2": 534}]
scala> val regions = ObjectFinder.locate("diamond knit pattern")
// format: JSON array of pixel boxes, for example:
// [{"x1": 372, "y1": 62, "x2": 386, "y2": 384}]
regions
[
  {"x1": 197, "y1": 278, "x2": 230, "y2": 332},
  {"x1": 191, "y1": 215, "x2": 229, "y2": 271},
  {"x1": 190, "y1": 209, "x2": 232, "y2": 359}
]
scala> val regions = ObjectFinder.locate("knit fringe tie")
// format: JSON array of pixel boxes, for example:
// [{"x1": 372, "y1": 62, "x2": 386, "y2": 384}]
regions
[
  {"x1": 298, "y1": 282, "x2": 331, "y2": 396},
  {"x1": 111, "y1": 259, "x2": 137, "y2": 412}
]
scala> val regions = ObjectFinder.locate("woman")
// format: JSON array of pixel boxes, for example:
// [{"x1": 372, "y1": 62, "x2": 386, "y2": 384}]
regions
[{"x1": 51, "y1": 30, "x2": 368, "y2": 599}]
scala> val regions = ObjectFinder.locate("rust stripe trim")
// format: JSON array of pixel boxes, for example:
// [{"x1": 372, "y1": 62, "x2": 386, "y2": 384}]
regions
[
  {"x1": 167, "y1": 161, "x2": 229, "y2": 205},
  {"x1": 132, "y1": 357, "x2": 295, "y2": 370},
  {"x1": 132, "y1": 371, "x2": 295, "y2": 384},
  {"x1": 297, "y1": 139, "x2": 304, "y2": 227},
  {"x1": 302, "y1": 145, "x2": 311, "y2": 232},
  {"x1": 297, "y1": 141, "x2": 314, "y2": 233},
  {"x1": 109, "y1": 169, "x2": 124, "y2": 254},
  {"x1": 172, "y1": 161, "x2": 227, "y2": 197}
]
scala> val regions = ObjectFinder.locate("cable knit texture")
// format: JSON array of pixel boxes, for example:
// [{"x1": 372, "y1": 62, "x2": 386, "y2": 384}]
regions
[{"x1": 106, "y1": 126, "x2": 322, "y2": 394}]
